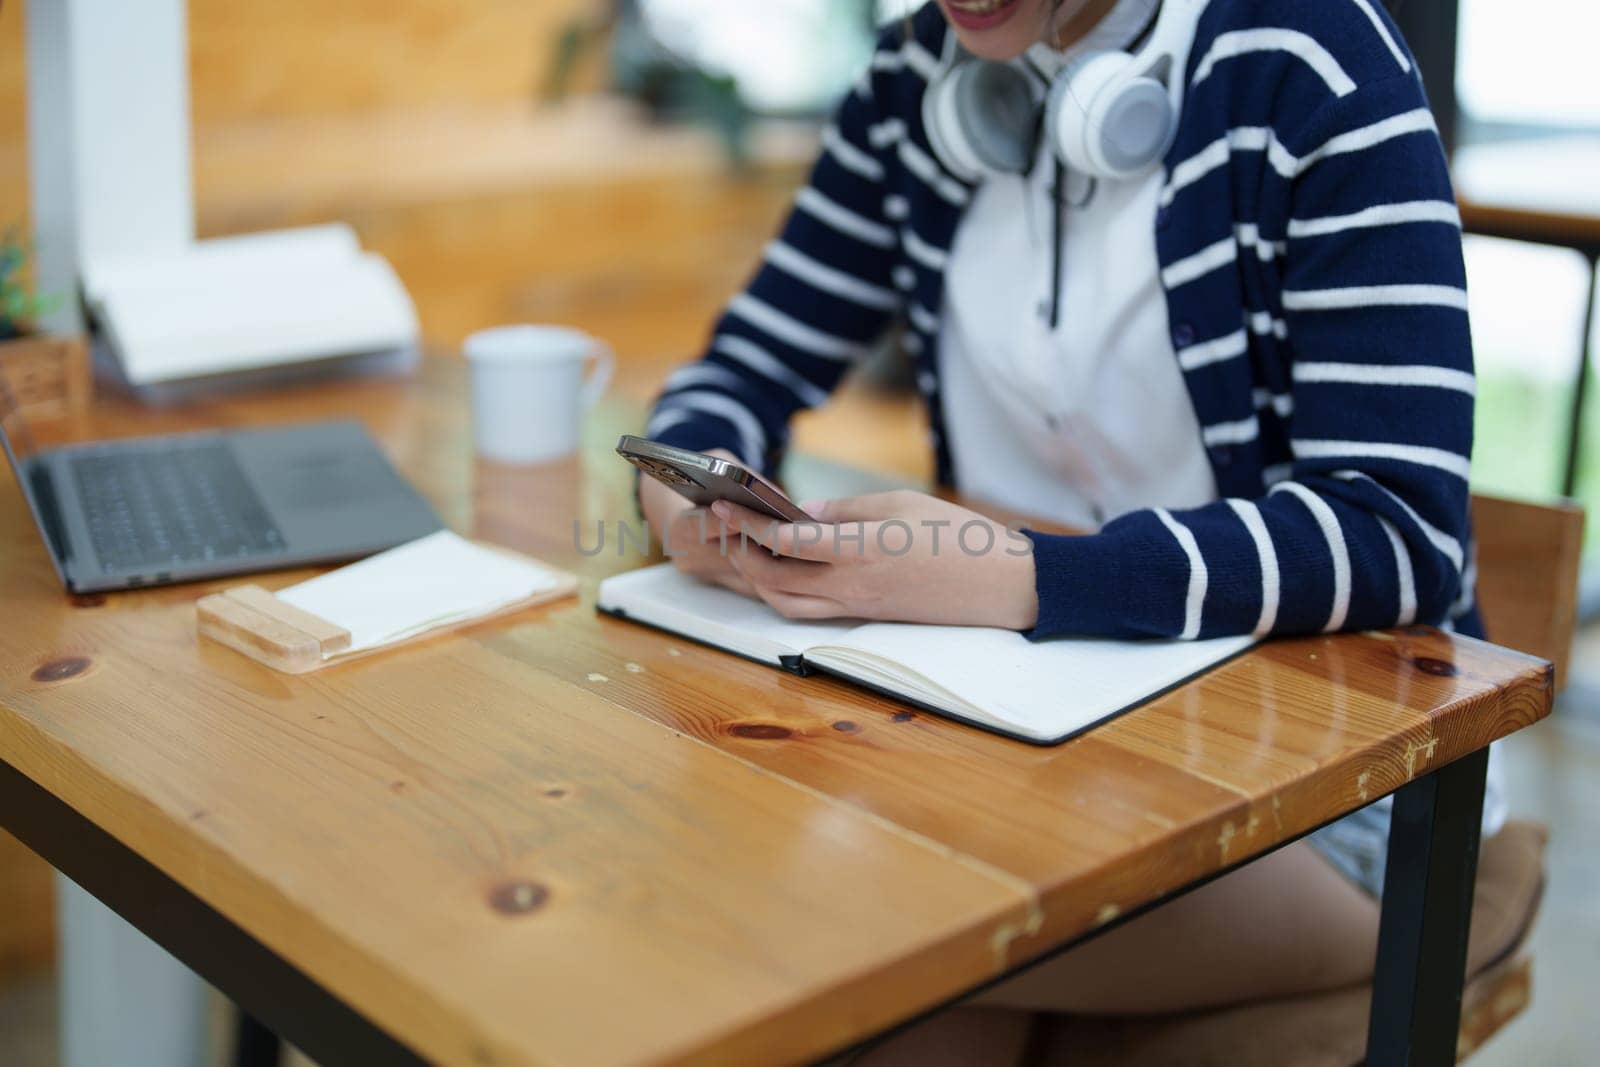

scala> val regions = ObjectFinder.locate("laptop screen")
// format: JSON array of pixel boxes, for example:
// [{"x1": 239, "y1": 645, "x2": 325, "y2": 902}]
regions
[{"x1": 0, "y1": 361, "x2": 70, "y2": 582}]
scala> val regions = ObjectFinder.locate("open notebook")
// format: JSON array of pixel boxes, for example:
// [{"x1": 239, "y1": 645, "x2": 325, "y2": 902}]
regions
[{"x1": 597, "y1": 564, "x2": 1256, "y2": 745}]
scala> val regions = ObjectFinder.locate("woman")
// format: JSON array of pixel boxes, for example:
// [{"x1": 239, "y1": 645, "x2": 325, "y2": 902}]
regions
[{"x1": 639, "y1": 0, "x2": 1503, "y2": 1059}]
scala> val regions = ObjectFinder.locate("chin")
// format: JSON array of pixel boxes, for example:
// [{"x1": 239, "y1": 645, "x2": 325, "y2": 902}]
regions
[{"x1": 937, "y1": 0, "x2": 1051, "y2": 61}]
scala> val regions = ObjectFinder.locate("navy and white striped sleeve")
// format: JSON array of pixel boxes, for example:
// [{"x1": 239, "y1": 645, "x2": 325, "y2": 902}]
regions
[
  {"x1": 644, "y1": 43, "x2": 904, "y2": 474},
  {"x1": 1027, "y1": 71, "x2": 1473, "y2": 640}
]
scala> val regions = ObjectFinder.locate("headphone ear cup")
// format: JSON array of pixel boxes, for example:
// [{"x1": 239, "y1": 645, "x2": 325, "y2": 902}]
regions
[
  {"x1": 924, "y1": 60, "x2": 1040, "y2": 182},
  {"x1": 924, "y1": 63, "x2": 984, "y2": 183},
  {"x1": 1046, "y1": 49, "x2": 1176, "y2": 180},
  {"x1": 958, "y1": 61, "x2": 1041, "y2": 176},
  {"x1": 1046, "y1": 49, "x2": 1127, "y2": 176}
]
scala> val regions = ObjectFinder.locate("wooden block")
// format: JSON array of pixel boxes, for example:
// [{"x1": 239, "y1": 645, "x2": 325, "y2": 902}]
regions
[
  {"x1": 196, "y1": 591, "x2": 329, "y2": 674},
  {"x1": 225, "y1": 584, "x2": 352, "y2": 654}
]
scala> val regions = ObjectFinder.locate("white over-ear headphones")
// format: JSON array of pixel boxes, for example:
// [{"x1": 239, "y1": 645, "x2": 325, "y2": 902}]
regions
[{"x1": 923, "y1": 0, "x2": 1206, "y2": 184}]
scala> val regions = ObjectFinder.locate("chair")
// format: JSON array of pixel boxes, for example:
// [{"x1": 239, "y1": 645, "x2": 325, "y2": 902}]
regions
[
  {"x1": 1029, "y1": 492, "x2": 1584, "y2": 1066},
  {"x1": 1469, "y1": 494, "x2": 1586, "y2": 685}
]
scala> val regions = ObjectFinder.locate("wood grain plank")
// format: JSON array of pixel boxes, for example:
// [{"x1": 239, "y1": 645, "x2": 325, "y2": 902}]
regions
[
  {"x1": 491, "y1": 602, "x2": 1549, "y2": 965},
  {"x1": 0, "y1": 586, "x2": 1036, "y2": 1065}
]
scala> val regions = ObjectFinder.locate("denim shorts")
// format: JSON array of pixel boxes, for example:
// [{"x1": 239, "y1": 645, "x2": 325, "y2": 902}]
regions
[
  {"x1": 1306, "y1": 800, "x2": 1393, "y2": 898},
  {"x1": 1305, "y1": 743, "x2": 1506, "y2": 899}
]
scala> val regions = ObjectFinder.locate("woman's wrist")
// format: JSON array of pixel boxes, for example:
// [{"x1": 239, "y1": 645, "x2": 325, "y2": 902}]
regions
[{"x1": 985, "y1": 533, "x2": 1039, "y2": 631}]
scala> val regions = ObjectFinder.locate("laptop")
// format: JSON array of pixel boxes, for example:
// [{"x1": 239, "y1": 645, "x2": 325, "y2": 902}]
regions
[{"x1": 0, "y1": 379, "x2": 443, "y2": 593}]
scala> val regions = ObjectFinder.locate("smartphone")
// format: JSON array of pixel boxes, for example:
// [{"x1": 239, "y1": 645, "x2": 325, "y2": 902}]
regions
[{"x1": 616, "y1": 435, "x2": 812, "y2": 523}]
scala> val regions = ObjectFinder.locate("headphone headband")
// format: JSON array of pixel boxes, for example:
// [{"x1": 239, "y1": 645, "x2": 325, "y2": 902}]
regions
[{"x1": 1111, "y1": 0, "x2": 1206, "y2": 128}]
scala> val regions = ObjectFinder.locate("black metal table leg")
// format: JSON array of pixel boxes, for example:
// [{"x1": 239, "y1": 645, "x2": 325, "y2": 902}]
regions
[
  {"x1": 1560, "y1": 255, "x2": 1599, "y2": 499},
  {"x1": 1366, "y1": 747, "x2": 1489, "y2": 1066},
  {"x1": 234, "y1": 1010, "x2": 283, "y2": 1067}
]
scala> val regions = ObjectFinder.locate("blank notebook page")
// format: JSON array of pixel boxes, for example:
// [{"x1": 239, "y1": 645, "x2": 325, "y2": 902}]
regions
[
  {"x1": 828, "y1": 624, "x2": 1257, "y2": 737},
  {"x1": 598, "y1": 564, "x2": 860, "y2": 656},
  {"x1": 277, "y1": 530, "x2": 568, "y2": 653}
]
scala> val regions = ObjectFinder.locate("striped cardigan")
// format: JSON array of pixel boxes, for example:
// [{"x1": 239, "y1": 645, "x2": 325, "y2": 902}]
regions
[{"x1": 648, "y1": 0, "x2": 1481, "y2": 642}]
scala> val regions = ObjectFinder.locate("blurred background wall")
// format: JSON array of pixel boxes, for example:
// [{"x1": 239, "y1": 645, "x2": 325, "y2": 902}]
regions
[{"x1": 0, "y1": 0, "x2": 814, "y2": 381}]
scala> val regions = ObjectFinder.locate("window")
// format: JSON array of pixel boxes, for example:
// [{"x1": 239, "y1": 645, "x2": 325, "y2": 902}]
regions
[
  {"x1": 638, "y1": 0, "x2": 880, "y2": 112},
  {"x1": 1457, "y1": 0, "x2": 1600, "y2": 132},
  {"x1": 1448, "y1": 0, "x2": 1600, "y2": 523}
]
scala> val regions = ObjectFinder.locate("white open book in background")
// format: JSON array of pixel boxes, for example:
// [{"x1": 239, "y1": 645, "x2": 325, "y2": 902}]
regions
[
  {"x1": 85, "y1": 223, "x2": 418, "y2": 387},
  {"x1": 597, "y1": 564, "x2": 1258, "y2": 745}
]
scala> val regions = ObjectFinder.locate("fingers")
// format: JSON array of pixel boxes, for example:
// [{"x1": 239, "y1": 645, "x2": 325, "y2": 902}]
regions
[
  {"x1": 771, "y1": 520, "x2": 867, "y2": 563},
  {"x1": 752, "y1": 588, "x2": 845, "y2": 620},
  {"x1": 666, "y1": 507, "x2": 732, "y2": 549},
  {"x1": 708, "y1": 500, "x2": 865, "y2": 563},
  {"x1": 707, "y1": 500, "x2": 785, "y2": 550},
  {"x1": 680, "y1": 564, "x2": 755, "y2": 599},
  {"x1": 670, "y1": 540, "x2": 757, "y2": 598},
  {"x1": 709, "y1": 569, "x2": 757, "y2": 597},
  {"x1": 668, "y1": 512, "x2": 741, "y2": 579},
  {"x1": 729, "y1": 569, "x2": 844, "y2": 619},
  {"x1": 726, "y1": 542, "x2": 831, "y2": 595},
  {"x1": 701, "y1": 500, "x2": 884, "y2": 622},
  {"x1": 640, "y1": 475, "x2": 695, "y2": 535}
]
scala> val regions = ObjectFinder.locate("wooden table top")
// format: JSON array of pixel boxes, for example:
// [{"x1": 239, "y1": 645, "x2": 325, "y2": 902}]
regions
[{"x1": 0, "y1": 357, "x2": 1553, "y2": 1066}]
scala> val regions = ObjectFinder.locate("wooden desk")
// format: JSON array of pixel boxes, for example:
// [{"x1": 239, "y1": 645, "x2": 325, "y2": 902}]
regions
[{"x1": 0, "y1": 358, "x2": 1552, "y2": 1065}]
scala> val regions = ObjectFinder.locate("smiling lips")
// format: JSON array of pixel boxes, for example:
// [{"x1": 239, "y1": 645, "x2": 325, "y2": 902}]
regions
[{"x1": 944, "y1": 0, "x2": 1025, "y2": 31}]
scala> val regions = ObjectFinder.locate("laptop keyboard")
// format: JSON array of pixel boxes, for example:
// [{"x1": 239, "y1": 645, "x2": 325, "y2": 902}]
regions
[{"x1": 71, "y1": 442, "x2": 286, "y2": 573}]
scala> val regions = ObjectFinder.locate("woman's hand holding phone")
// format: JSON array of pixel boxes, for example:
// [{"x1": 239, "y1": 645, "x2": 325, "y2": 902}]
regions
[
  {"x1": 639, "y1": 448, "x2": 755, "y2": 596},
  {"x1": 641, "y1": 451, "x2": 1039, "y2": 632},
  {"x1": 708, "y1": 489, "x2": 1039, "y2": 631}
]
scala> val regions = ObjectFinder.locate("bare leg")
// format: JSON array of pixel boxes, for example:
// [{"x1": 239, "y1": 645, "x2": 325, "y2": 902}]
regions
[
  {"x1": 831, "y1": 1008, "x2": 1039, "y2": 1067},
  {"x1": 978, "y1": 842, "x2": 1380, "y2": 1014},
  {"x1": 844, "y1": 843, "x2": 1378, "y2": 1066}
]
